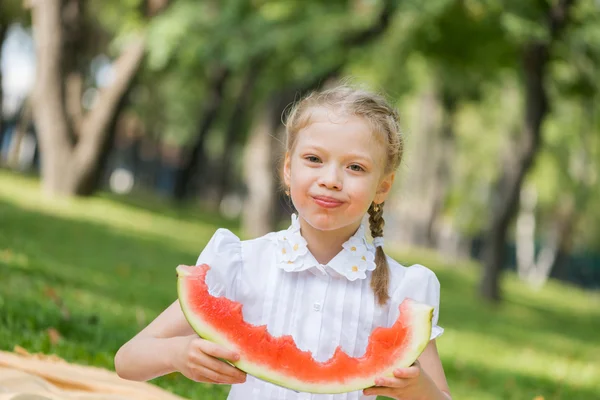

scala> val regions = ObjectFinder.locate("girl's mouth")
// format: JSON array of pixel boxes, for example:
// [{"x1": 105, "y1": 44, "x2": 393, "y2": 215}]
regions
[{"x1": 312, "y1": 196, "x2": 344, "y2": 209}]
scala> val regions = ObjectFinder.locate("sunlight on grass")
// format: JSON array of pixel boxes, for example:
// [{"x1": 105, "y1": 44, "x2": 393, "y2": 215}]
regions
[
  {"x1": 443, "y1": 329, "x2": 598, "y2": 387},
  {"x1": 0, "y1": 248, "x2": 29, "y2": 268},
  {"x1": 0, "y1": 171, "x2": 225, "y2": 254}
]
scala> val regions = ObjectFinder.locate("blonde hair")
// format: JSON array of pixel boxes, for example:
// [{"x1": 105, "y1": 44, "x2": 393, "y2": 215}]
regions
[{"x1": 284, "y1": 85, "x2": 404, "y2": 305}]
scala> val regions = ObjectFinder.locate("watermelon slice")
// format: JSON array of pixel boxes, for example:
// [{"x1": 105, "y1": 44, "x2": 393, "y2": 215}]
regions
[{"x1": 177, "y1": 264, "x2": 433, "y2": 394}]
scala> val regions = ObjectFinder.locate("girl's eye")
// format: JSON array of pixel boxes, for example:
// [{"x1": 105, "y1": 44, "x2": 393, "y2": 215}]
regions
[
  {"x1": 305, "y1": 156, "x2": 321, "y2": 163},
  {"x1": 349, "y1": 164, "x2": 364, "y2": 172}
]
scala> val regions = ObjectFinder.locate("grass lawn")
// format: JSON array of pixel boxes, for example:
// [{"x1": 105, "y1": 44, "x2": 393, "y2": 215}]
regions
[{"x1": 1, "y1": 170, "x2": 599, "y2": 400}]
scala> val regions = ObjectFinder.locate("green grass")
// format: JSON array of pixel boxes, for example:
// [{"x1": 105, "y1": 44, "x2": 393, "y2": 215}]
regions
[{"x1": 1, "y1": 170, "x2": 599, "y2": 400}]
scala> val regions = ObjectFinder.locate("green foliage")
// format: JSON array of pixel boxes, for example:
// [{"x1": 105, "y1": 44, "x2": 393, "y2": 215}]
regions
[
  {"x1": 0, "y1": 0, "x2": 29, "y2": 25},
  {"x1": 132, "y1": 0, "x2": 394, "y2": 147},
  {"x1": 410, "y1": 0, "x2": 516, "y2": 89},
  {"x1": 92, "y1": 0, "x2": 147, "y2": 37},
  {"x1": 1, "y1": 171, "x2": 599, "y2": 399},
  {"x1": 4, "y1": 0, "x2": 599, "y2": 249}
]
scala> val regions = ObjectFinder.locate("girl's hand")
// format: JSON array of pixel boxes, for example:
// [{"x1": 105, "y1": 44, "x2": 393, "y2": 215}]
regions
[
  {"x1": 363, "y1": 361, "x2": 447, "y2": 399},
  {"x1": 171, "y1": 334, "x2": 247, "y2": 385}
]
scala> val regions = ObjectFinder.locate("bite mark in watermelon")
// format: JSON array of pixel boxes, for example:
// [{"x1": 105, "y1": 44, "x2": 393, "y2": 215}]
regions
[{"x1": 177, "y1": 264, "x2": 433, "y2": 394}]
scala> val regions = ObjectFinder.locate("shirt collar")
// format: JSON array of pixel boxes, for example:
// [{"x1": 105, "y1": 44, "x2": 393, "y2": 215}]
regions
[{"x1": 272, "y1": 214, "x2": 376, "y2": 280}]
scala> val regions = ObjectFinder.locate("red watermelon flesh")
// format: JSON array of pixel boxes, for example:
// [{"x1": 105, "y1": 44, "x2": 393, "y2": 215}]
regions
[{"x1": 177, "y1": 264, "x2": 433, "y2": 394}]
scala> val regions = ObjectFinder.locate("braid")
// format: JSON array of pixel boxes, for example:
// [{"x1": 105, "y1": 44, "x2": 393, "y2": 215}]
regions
[{"x1": 369, "y1": 202, "x2": 390, "y2": 305}]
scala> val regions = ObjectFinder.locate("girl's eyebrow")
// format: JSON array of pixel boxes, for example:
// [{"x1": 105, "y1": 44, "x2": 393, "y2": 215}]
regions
[
  {"x1": 300, "y1": 144, "x2": 328, "y2": 153},
  {"x1": 301, "y1": 145, "x2": 374, "y2": 164},
  {"x1": 344, "y1": 152, "x2": 374, "y2": 163}
]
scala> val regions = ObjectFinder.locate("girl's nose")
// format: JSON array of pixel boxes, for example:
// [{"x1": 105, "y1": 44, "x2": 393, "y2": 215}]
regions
[{"x1": 318, "y1": 165, "x2": 343, "y2": 190}]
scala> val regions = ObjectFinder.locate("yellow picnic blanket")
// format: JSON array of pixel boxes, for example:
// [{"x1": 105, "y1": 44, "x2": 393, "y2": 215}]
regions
[{"x1": 0, "y1": 347, "x2": 187, "y2": 400}]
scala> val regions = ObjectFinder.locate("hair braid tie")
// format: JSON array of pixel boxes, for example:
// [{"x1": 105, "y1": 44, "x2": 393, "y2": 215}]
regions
[{"x1": 372, "y1": 237, "x2": 385, "y2": 248}]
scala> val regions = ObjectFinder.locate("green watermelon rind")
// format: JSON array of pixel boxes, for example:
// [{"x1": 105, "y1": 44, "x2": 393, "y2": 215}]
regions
[{"x1": 177, "y1": 267, "x2": 433, "y2": 394}]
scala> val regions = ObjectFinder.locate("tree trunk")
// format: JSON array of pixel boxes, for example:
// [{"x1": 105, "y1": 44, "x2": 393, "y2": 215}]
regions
[
  {"x1": 479, "y1": 44, "x2": 549, "y2": 301},
  {"x1": 427, "y1": 90, "x2": 457, "y2": 247},
  {"x1": 31, "y1": 0, "x2": 75, "y2": 194},
  {"x1": 549, "y1": 98, "x2": 597, "y2": 279},
  {"x1": 72, "y1": 39, "x2": 146, "y2": 194},
  {"x1": 7, "y1": 98, "x2": 33, "y2": 169},
  {"x1": 515, "y1": 185, "x2": 539, "y2": 281},
  {"x1": 0, "y1": 23, "x2": 7, "y2": 155},
  {"x1": 393, "y1": 88, "x2": 441, "y2": 247},
  {"x1": 516, "y1": 186, "x2": 577, "y2": 289},
  {"x1": 241, "y1": 97, "x2": 282, "y2": 238},
  {"x1": 173, "y1": 65, "x2": 230, "y2": 201},
  {"x1": 76, "y1": 79, "x2": 136, "y2": 195},
  {"x1": 479, "y1": 0, "x2": 575, "y2": 301},
  {"x1": 216, "y1": 59, "x2": 264, "y2": 205},
  {"x1": 31, "y1": 0, "x2": 148, "y2": 196}
]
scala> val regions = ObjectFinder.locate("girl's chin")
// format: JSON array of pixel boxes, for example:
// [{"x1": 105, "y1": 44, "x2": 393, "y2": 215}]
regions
[
  {"x1": 300, "y1": 213, "x2": 358, "y2": 232},
  {"x1": 299, "y1": 213, "x2": 337, "y2": 230}
]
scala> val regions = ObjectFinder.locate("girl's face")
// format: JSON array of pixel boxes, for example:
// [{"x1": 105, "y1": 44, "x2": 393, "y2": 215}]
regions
[{"x1": 284, "y1": 107, "x2": 395, "y2": 236}]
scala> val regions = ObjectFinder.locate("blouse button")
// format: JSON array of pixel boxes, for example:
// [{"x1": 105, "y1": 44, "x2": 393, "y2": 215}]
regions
[{"x1": 313, "y1": 302, "x2": 321, "y2": 312}]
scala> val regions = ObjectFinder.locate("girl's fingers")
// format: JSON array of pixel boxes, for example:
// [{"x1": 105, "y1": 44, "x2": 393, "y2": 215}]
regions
[
  {"x1": 191, "y1": 364, "x2": 241, "y2": 384},
  {"x1": 392, "y1": 366, "x2": 420, "y2": 379},
  {"x1": 194, "y1": 352, "x2": 247, "y2": 382},
  {"x1": 198, "y1": 376, "x2": 220, "y2": 384},
  {"x1": 363, "y1": 387, "x2": 395, "y2": 397},
  {"x1": 367, "y1": 366, "x2": 419, "y2": 389},
  {"x1": 373, "y1": 376, "x2": 409, "y2": 388},
  {"x1": 198, "y1": 340, "x2": 240, "y2": 362}
]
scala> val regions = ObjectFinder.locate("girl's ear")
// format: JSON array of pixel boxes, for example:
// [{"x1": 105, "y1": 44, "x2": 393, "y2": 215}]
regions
[
  {"x1": 283, "y1": 152, "x2": 292, "y2": 187},
  {"x1": 374, "y1": 172, "x2": 395, "y2": 204}
]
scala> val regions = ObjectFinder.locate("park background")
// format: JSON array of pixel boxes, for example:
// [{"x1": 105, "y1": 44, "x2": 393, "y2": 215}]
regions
[{"x1": 0, "y1": 0, "x2": 599, "y2": 399}]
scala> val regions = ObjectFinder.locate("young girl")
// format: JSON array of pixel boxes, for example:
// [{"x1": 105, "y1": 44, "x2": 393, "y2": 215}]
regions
[{"x1": 115, "y1": 86, "x2": 452, "y2": 400}]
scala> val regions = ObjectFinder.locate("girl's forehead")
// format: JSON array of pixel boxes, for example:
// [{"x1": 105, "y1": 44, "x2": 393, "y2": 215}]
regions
[
  {"x1": 294, "y1": 109, "x2": 387, "y2": 163},
  {"x1": 296, "y1": 108, "x2": 381, "y2": 145},
  {"x1": 302, "y1": 106, "x2": 361, "y2": 125}
]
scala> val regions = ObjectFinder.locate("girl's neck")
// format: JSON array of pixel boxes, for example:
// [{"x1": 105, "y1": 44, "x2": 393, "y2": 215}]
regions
[{"x1": 298, "y1": 216, "x2": 362, "y2": 265}]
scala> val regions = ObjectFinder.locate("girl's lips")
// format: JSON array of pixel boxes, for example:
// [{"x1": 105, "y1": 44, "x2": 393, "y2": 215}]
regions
[{"x1": 312, "y1": 196, "x2": 344, "y2": 208}]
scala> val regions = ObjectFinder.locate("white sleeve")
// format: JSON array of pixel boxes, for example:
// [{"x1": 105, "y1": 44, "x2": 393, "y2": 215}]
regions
[
  {"x1": 388, "y1": 264, "x2": 444, "y2": 340},
  {"x1": 422, "y1": 267, "x2": 444, "y2": 340},
  {"x1": 195, "y1": 228, "x2": 243, "y2": 300}
]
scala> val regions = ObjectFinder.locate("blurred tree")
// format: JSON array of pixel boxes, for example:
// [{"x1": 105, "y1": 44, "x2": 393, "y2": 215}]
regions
[
  {"x1": 172, "y1": 64, "x2": 230, "y2": 200},
  {"x1": 380, "y1": 0, "x2": 514, "y2": 249},
  {"x1": 215, "y1": 57, "x2": 265, "y2": 205},
  {"x1": 517, "y1": 17, "x2": 600, "y2": 286},
  {"x1": 479, "y1": 0, "x2": 578, "y2": 301},
  {"x1": 544, "y1": 1, "x2": 600, "y2": 272},
  {"x1": 29, "y1": 0, "x2": 169, "y2": 196}
]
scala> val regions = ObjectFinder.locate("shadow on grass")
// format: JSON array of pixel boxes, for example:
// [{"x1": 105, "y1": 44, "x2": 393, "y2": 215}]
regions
[
  {"x1": 99, "y1": 191, "x2": 240, "y2": 233},
  {"x1": 0, "y1": 197, "x2": 217, "y2": 306}
]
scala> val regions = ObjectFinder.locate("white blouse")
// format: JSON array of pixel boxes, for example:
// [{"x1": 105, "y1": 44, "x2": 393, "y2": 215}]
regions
[{"x1": 195, "y1": 214, "x2": 443, "y2": 400}]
